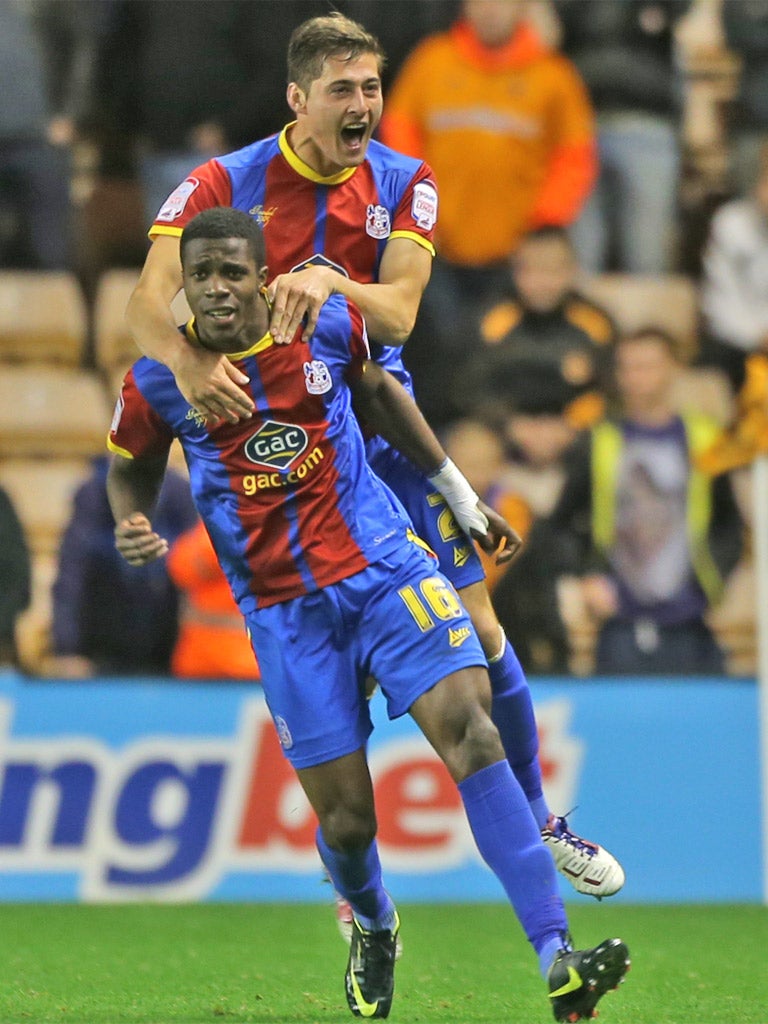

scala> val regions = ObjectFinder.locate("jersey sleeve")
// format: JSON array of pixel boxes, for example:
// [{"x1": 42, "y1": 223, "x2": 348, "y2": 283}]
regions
[
  {"x1": 107, "y1": 369, "x2": 175, "y2": 460},
  {"x1": 309, "y1": 297, "x2": 370, "y2": 385},
  {"x1": 390, "y1": 161, "x2": 438, "y2": 252},
  {"x1": 148, "y1": 159, "x2": 233, "y2": 239}
]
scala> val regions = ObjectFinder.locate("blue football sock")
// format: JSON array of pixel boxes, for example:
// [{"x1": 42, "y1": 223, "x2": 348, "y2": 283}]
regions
[
  {"x1": 539, "y1": 935, "x2": 571, "y2": 979},
  {"x1": 487, "y1": 635, "x2": 551, "y2": 828},
  {"x1": 316, "y1": 828, "x2": 394, "y2": 931},
  {"x1": 458, "y1": 760, "x2": 568, "y2": 971}
]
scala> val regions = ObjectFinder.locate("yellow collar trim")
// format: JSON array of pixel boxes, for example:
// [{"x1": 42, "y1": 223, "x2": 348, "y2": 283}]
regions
[
  {"x1": 187, "y1": 317, "x2": 273, "y2": 358},
  {"x1": 278, "y1": 123, "x2": 357, "y2": 185}
]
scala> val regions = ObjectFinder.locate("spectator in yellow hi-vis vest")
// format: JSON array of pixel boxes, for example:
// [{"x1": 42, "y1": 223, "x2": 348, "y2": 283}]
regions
[{"x1": 501, "y1": 327, "x2": 744, "y2": 675}]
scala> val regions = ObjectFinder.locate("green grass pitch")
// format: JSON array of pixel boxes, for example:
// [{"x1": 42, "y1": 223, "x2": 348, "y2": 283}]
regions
[{"x1": 1, "y1": 902, "x2": 766, "y2": 1024}]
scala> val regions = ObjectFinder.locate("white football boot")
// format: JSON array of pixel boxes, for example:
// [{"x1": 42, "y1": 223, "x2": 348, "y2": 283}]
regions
[{"x1": 542, "y1": 814, "x2": 625, "y2": 898}]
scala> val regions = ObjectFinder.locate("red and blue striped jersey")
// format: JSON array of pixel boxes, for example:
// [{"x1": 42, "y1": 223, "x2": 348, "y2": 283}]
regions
[
  {"x1": 150, "y1": 123, "x2": 437, "y2": 390},
  {"x1": 108, "y1": 295, "x2": 411, "y2": 611}
]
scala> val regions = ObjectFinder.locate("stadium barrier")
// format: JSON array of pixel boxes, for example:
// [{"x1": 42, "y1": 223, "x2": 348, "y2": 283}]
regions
[{"x1": 0, "y1": 668, "x2": 759, "y2": 903}]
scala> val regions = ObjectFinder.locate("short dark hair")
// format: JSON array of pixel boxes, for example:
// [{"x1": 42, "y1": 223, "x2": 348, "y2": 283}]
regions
[
  {"x1": 618, "y1": 326, "x2": 680, "y2": 362},
  {"x1": 287, "y1": 12, "x2": 385, "y2": 91},
  {"x1": 180, "y1": 207, "x2": 266, "y2": 266},
  {"x1": 517, "y1": 224, "x2": 574, "y2": 250}
]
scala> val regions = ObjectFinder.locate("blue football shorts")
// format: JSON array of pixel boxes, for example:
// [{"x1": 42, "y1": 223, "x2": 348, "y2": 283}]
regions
[
  {"x1": 244, "y1": 537, "x2": 486, "y2": 769},
  {"x1": 366, "y1": 439, "x2": 486, "y2": 591}
]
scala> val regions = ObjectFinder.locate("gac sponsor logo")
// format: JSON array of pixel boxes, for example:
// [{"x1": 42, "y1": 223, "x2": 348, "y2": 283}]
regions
[
  {"x1": 244, "y1": 420, "x2": 308, "y2": 470},
  {"x1": 242, "y1": 446, "x2": 324, "y2": 494}
]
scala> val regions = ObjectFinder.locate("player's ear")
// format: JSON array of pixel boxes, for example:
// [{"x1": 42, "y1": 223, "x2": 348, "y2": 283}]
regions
[
  {"x1": 258, "y1": 265, "x2": 268, "y2": 286},
  {"x1": 287, "y1": 82, "x2": 306, "y2": 114}
]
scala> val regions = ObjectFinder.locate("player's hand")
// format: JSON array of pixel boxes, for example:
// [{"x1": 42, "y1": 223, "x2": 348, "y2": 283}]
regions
[
  {"x1": 114, "y1": 513, "x2": 169, "y2": 566},
  {"x1": 171, "y1": 345, "x2": 253, "y2": 425},
  {"x1": 268, "y1": 267, "x2": 335, "y2": 344},
  {"x1": 471, "y1": 501, "x2": 523, "y2": 566}
]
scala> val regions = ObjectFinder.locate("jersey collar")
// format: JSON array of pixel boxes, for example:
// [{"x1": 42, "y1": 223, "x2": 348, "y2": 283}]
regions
[
  {"x1": 186, "y1": 317, "x2": 274, "y2": 359},
  {"x1": 279, "y1": 122, "x2": 358, "y2": 185}
]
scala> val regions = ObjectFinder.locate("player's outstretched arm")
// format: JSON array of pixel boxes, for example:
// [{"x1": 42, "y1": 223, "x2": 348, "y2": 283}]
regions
[
  {"x1": 126, "y1": 236, "x2": 254, "y2": 424},
  {"x1": 268, "y1": 237, "x2": 431, "y2": 346},
  {"x1": 107, "y1": 453, "x2": 170, "y2": 566},
  {"x1": 351, "y1": 364, "x2": 521, "y2": 565}
]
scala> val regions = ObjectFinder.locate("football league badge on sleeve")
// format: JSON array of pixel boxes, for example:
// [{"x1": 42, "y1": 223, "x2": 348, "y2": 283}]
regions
[
  {"x1": 156, "y1": 177, "x2": 199, "y2": 222},
  {"x1": 411, "y1": 181, "x2": 437, "y2": 231}
]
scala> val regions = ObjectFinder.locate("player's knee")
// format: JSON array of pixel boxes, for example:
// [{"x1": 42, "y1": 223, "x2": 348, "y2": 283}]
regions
[
  {"x1": 319, "y1": 805, "x2": 377, "y2": 852},
  {"x1": 447, "y1": 705, "x2": 505, "y2": 782}
]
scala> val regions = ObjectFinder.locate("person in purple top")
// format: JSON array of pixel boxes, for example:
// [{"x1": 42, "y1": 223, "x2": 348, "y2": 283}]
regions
[{"x1": 534, "y1": 327, "x2": 743, "y2": 674}]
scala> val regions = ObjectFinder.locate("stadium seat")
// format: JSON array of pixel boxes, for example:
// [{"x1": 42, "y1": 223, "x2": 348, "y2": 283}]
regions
[
  {"x1": 582, "y1": 273, "x2": 700, "y2": 360},
  {"x1": 1, "y1": 458, "x2": 92, "y2": 675},
  {"x1": 0, "y1": 457, "x2": 90, "y2": 557},
  {"x1": 93, "y1": 268, "x2": 191, "y2": 384},
  {"x1": 0, "y1": 271, "x2": 88, "y2": 365},
  {"x1": 0, "y1": 365, "x2": 112, "y2": 458}
]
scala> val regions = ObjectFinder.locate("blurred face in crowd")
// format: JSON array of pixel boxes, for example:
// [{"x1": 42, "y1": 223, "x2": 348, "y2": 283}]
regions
[
  {"x1": 512, "y1": 234, "x2": 578, "y2": 313},
  {"x1": 505, "y1": 412, "x2": 575, "y2": 468},
  {"x1": 614, "y1": 334, "x2": 677, "y2": 414},
  {"x1": 444, "y1": 419, "x2": 506, "y2": 495},
  {"x1": 463, "y1": 0, "x2": 526, "y2": 47},
  {"x1": 288, "y1": 51, "x2": 383, "y2": 176}
]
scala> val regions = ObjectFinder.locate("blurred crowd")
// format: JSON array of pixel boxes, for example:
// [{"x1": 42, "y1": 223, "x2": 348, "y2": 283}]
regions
[{"x1": 1, "y1": 0, "x2": 766, "y2": 679}]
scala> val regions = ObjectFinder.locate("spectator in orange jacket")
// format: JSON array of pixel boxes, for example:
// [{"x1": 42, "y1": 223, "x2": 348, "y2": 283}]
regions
[
  {"x1": 379, "y1": 0, "x2": 597, "y2": 427},
  {"x1": 167, "y1": 519, "x2": 260, "y2": 680}
]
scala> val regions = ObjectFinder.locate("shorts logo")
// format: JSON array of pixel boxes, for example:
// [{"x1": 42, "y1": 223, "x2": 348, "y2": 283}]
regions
[
  {"x1": 304, "y1": 360, "x2": 332, "y2": 395},
  {"x1": 448, "y1": 626, "x2": 472, "y2": 648},
  {"x1": 156, "y1": 177, "x2": 199, "y2": 222},
  {"x1": 365, "y1": 204, "x2": 391, "y2": 239},
  {"x1": 244, "y1": 421, "x2": 308, "y2": 470},
  {"x1": 453, "y1": 545, "x2": 471, "y2": 567},
  {"x1": 289, "y1": 253, "x2": 349, "y2": 278},
  {"x1": 274, "y1": 716, "x2": 293, "y2": 749},
  {"x1": 411, "y1": 181, "x2": 437, "y2": 231}
]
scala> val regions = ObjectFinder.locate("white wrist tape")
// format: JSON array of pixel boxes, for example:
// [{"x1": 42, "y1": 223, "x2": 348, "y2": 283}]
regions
[{"x1": 427, "y1": 458, "x2": 489, "y2": 537}]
